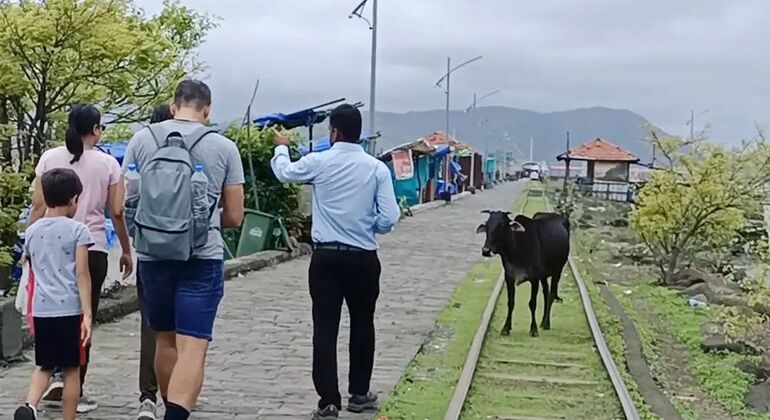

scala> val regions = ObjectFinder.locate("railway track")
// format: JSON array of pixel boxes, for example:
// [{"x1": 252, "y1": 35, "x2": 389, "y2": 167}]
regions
[{"x1": 445, "y1": 183, "x2": 640, "y2": 420}]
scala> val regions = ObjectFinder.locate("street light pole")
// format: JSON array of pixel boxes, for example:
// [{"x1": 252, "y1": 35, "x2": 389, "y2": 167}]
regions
[
  {"x1": 368, "y1": 0, "x2": 378, "y2": 154},
  {"x1": 445, "y1": 57, "x2": 451, "y2": 140},
  {"x1": 435, "y1": 55, "x2": 483, "y2": 140},
  {"x1": 350, "y1": 0, "x2": 378, "y2": 154}
]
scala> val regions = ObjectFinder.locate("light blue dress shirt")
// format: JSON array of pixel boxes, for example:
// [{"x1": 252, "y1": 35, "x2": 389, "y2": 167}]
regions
[{"x1": 271, "y1": 141, "x2": 400, "y2": 251}]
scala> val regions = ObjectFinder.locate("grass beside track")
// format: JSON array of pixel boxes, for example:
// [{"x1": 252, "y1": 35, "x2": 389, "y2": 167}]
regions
[
  {"x1": 376, "y1": 191, "x2": 530, "y2": 419},
  {"x1": 461, "y1": 192, "x2": 623, "y2": 419}
]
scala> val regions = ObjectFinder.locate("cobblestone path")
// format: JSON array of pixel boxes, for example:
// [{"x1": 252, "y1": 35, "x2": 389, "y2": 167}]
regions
[{"x1": 0, "y1": 181, "x2": 524, "y2": 419}]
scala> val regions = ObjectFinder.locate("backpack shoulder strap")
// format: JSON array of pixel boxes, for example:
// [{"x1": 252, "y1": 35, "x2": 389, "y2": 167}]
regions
[
  {"x1": 188, "y1": 126, "x2": 218, "y2": 153},
  {"x1": 146, "y1": 123, "x2": 170, "y2": 149}
]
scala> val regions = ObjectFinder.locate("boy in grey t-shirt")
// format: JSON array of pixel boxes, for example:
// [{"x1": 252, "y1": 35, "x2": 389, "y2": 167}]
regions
[{"x1": 15, "y1": 168, "x2": 93, "y2": 420}]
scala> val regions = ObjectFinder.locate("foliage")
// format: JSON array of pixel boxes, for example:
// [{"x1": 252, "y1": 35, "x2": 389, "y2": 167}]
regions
[
  {"x1": 554, "y1": 180, "x2": 582, "y2": 228},
  {"x1": 223, "y1": 124, "x2": 305, "y2": 241},
  {"x1": 0, "y1": 0, "x2": 216, "y2": 167},
  {"x1": 0, "y1": 166, "x2": 33, "y2": 266},
  {"x1": 631, "y1": 131, "x2": 770, "y2": 285},
  {"x1": 101, "y1": 123, "x2": 135, "y2": 143}
]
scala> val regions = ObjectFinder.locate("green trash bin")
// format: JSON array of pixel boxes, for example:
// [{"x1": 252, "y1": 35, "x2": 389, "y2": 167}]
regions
[{"x1": 235, "y1": 209, "x2": 278, "y2": 257}]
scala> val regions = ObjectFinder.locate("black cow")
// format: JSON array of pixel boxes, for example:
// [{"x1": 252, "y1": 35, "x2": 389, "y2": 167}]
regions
[{"x1": 476, "y1": 210, "x2": 570, "y2": 337}]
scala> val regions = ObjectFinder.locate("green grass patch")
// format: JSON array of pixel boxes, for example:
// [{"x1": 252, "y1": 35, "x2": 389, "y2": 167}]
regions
[
  {"x1": 377, "y1": 188, "x2": 532, "y2": 419},
  {"x1": 377, "y1": 259, "x2": 501, "y2": 419},
  {"x1": 634, "y1": 282, "x2": 762, "y2": 419},
  {"x1": 573, "y1": 215, "x2": 767, "y2": 419}
]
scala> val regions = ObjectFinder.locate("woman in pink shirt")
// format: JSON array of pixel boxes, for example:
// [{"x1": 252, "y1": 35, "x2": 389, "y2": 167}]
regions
[{"x1": 29, "y1": 104, "x2": 133, "y2": 413}]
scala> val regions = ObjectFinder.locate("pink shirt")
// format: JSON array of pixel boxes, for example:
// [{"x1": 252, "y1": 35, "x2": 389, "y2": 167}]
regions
[{"x1": 35, "y1": 147, "x2": 122, "y2": 253}]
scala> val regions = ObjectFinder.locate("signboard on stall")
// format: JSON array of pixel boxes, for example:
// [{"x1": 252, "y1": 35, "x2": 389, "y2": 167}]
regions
[{"x1": 392, "y1": 149, "x2": 414, "y2": 180}]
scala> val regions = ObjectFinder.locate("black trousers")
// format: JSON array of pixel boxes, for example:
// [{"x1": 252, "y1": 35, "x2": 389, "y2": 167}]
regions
[
  {"x1": 309, "y1": 249, "x2": 380, "y2": 410},
  {"x1": 137, "y1": 270, "x2": 158, "y2": 403},
  {"x1": 81, "y1": 251, "x2": 107, "y2": 394}
]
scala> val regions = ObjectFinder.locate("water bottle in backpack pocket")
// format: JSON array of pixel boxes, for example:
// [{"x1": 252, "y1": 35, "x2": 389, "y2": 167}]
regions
[
  {"x1": 124, "y1": 163, "x2": 141, "y2": 237},
  {"x1": 191, "y1": 164, "x2": 211, "y2": 248},
  {"x1": 133, "y1": 126, "x2": 216, "y2": 261}
]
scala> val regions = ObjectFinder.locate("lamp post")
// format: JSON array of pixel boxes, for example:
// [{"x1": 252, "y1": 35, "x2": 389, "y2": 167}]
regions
[
  {"x1": 435, "y1": 55, "x2": 483, "y2": 141},
  {"x1": 687, "y1": 109, "x2": 710, "y2": 141},
  {"x1": 349, "y1": 0, "x2": 378, "y2": 154},
  {"x1": 465, "y1": 90, "x2": 499, "y2": 189}
]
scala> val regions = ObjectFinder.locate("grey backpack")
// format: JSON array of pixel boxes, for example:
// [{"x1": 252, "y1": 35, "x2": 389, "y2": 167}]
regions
[{"x1": 133, "y1": 124, "x2": 217, "y2": 261}]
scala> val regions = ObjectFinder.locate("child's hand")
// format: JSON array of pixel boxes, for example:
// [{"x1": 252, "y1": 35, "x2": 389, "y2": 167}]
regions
[{"x1": 81, "y1": 315, "x2": 92, "y2": 345}]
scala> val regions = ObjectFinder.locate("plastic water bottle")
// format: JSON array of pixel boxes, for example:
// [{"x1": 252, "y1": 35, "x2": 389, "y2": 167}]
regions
[
  {"x1": 191, "y1": 164, "x2": 210, "y2": 247},
  {"x1": 125, "y1": 164, "x2": 141, "y2": 235}
]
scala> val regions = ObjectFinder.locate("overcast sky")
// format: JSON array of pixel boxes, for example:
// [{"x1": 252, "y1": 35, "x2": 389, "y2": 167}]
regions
[{"x1": 137, "y1": 0, "x2": 769, "y2": 143}]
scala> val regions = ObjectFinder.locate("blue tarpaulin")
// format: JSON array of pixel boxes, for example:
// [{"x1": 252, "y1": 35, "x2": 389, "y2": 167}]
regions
[
  {"x1": 97, "y1": 142, "x2": 128, "y2": 165},
  {"x1": 254, "y1": 98, "x2": 347, "y2": 130},
  {"x1": 299, "y1": 132, "x2": 374, "y2": 156},
  {"x1": 254, "y1": 110, "x2": 328, "y2": 130},
  {"x1": 433, "y1": 144, "x2": 451, "y2": 158}
]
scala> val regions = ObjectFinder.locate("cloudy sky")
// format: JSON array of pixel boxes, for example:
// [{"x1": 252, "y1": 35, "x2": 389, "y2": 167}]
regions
[{"x1": 137, "y1": 0, "x2": 769, "y2": 143}]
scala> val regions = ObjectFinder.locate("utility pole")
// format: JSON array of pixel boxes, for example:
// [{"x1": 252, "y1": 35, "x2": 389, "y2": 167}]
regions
[
  {"x1": 529, "y1": 137, "x2": 534, "y2": 161},
  {"x1": 689, "y1": 109, "x2": 694, "y2": 141},
  {"x1": 350, "y1": 0, "x2": 378, "y2": 154},
  {"x1": 368, "y1": 0, "x2": 378, "y2": 154},
  {"x1": 445, "y1": 57, "x2": 451, "y2": 139},
  {"x1": 435, "y1": 55, "x2": 483, "y2": 140}
]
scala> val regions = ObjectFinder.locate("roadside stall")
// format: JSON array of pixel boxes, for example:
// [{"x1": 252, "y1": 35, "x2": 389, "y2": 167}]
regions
[{"x1": 379, "y1": 138, "x2": 437, "y2": 207}]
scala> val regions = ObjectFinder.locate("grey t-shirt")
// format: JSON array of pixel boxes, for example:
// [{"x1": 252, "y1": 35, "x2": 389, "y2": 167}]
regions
[
  {"x1": 122, "y1": 119, "x2": 245, "y2": 260},
  {"x1": 25, "y1": 217, "x2": 94, "y2": 318}
]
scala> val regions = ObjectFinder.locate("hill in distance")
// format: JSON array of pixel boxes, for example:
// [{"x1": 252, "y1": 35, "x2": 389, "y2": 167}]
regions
[{"x1": 365, "y1": 106, "x2": 657, "y2": 163}]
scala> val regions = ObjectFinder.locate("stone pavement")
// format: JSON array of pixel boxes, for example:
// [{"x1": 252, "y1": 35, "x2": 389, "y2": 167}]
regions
[{"x1": 0, "y1": 181, "x2": 524, "y2": 419}]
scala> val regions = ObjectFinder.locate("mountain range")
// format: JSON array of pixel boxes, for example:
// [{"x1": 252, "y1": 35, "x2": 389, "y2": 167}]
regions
[{"x1": 364, "y1": 106, "x2": 657, "y2": 163}]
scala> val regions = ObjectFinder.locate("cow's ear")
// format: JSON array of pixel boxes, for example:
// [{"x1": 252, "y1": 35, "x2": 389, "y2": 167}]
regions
[
  {"x1": 475, "y1": 223, "x2": 486, "y2": 234},
  {"x1": 510, "y1": 221, "x2": 526, "y2": 232}
]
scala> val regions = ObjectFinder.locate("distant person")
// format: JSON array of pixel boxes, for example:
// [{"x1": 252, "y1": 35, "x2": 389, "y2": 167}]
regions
[
  {"x1": 122, "y1": 80, "x2": 244, "y2": 420},
  {"x1": 271, "y1": 104, "x2": 400, "y2": 419},
  {"x1": 14, "y1": 168, "x2": 94, "y2": 420},
  {"x1": 135, "y1": 103, "x2": 174, "y2": 420},
  {"x1": 30, "y1": 104, "x2": 133, "y2": 414}
]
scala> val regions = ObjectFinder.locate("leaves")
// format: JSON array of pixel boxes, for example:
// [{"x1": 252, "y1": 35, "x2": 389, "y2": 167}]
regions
[
  {"x1": 632, "y1": 131, "x2": 770, "y2": 283},
  {"x1": 0, "y1": 0, "x2": 216, "y2": 165},
  {"x1": 0, "y1": 0, "x2": 214, "y2": 267},
  {"x1": 224, "y1": 124, "x2": 305, "y2": 239}
]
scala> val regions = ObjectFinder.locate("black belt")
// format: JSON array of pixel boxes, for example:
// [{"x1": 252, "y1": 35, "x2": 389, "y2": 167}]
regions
[{"x1": 313, "y1": 242, "x2": 370, "y2": 252}]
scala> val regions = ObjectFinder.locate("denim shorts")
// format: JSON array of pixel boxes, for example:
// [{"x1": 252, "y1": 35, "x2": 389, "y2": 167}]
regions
[{"x1": 138, "y1": 259, "x2": 224, "y2": 341}]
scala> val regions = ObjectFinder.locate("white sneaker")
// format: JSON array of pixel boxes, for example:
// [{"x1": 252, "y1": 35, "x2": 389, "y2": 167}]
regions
[
  {"x1": 76, "y1": 396, "x2": 98, "y2": 413},
  {"x1": 137, "y1": 399, "x2": 158, "y2": 420}
]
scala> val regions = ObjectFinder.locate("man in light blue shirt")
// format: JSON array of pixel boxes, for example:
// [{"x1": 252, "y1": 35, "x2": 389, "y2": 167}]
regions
[{"x1": 271, "y1": 104, "x2": 399, "y2": 420}]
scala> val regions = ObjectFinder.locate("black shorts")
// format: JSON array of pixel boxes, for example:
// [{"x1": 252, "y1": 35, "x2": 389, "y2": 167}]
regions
[{"x1": 33, "y1": 315, "x2": 83, "y2": 370}]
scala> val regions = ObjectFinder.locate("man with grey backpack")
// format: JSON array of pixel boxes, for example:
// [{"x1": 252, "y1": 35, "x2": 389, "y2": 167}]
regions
[{"x1": 122, "y1": 80, "x2": 245, "y2": 420}]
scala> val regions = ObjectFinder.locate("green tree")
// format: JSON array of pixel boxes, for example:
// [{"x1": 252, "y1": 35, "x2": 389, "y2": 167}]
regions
[
  {"x1": 0, "y1": 0, "x2": 214, "y2": 268},
  {"x1": 0, "y1": 0, "x2": 215, "y2": 167},
  {"x1": 632, "y1": 131, "x2": 770, "y2": 285}
]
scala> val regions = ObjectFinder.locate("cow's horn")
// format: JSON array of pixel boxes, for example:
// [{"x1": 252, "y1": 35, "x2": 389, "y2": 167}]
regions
[{"x1": 480, "y1": 210, "x2": 491, "y2": 214}]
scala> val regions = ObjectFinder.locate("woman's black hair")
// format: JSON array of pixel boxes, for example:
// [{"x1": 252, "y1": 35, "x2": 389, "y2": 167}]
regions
[
  {"x1": 66, "y1": 104, "x2": 101, "y2": 164},
  {"x1": 150, "y1": 104, "x2": 174, "y2": 123}
]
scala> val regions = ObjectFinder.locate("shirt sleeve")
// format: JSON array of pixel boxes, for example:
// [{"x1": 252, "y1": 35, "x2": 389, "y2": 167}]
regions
[
  {"x1": 224, "y1": 141, "x2": 246, "y2": 186},
  {"x1": 121, "y1": 133, "x2": 138, "y2": 173},
  {"x1": 270, "y1": 145, "x2": 320, "y2": 184},
  {"x1": 373, "y1": 163, "x2": 401, "y2": 235},
  {"x1": 74, "y1": 223, "x2": 94, "y2": 248}
]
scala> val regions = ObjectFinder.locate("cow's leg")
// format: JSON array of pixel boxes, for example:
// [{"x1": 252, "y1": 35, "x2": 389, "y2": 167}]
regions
[
  {"x1": 502, "y1": 276, "x2": 516, "y2": 336},
  {"x1": 529, "y1": 279, "x2": 539, "y2": 337},
  {"x1": 552, "y1": 269, "x2": 563, "y2": 303},
  {"x1": 540, "y1": 277, "x2": 551, "y2": 330}
]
